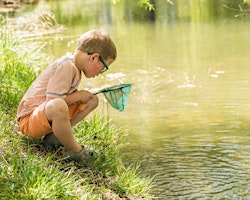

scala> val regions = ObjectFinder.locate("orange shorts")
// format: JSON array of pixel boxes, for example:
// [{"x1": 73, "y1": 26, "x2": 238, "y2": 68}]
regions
[{"x1": 18, "y1": 102, "x2": 87, "y2": 138}]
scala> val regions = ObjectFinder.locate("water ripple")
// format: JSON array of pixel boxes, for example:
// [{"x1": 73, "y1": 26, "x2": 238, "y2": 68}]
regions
[{"x1": 134, "y1": 138, "x2": 250, "y2": 199}]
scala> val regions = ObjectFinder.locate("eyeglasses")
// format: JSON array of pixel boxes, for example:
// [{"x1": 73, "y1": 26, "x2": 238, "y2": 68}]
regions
[{"x1": 87, "y1": 52, "x2": 109, "y2": 73}]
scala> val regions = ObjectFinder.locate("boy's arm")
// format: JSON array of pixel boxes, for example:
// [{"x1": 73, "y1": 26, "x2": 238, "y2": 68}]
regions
[{"x1": 64, "y1": 90, "x2": 95, "y2": 105}]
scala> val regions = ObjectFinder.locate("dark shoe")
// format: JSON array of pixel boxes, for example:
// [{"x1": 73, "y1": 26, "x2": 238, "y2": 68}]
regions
[
  {"x1": 66, "y1": 146, "x2": 96, "y2": 163},
  {"x1": 42, "y1": 132, "x2": 63, "y2": 149}
]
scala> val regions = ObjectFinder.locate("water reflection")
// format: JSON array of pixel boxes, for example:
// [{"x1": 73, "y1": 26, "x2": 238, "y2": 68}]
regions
[
  {"x1": 123, "y1": 117, "x2": 250, "y2": 199},
  {"x1": 84, "y1": 20, "x2": 250, "y2": 198},
  {"x1": 21, "y1": 0, "x2": 250, "y2": 199}
]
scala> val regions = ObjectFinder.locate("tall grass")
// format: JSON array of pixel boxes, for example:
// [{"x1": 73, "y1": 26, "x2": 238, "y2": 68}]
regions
[
  {"x1": 0, "y1": 18, "x2": 153, "y2": 199},
  {"x1": 0, "y1": 153, "x2": 87, "y2": 200},
  {"x1": 74, "y1": 116, "x2": 127, "y2": 174},
  {"x1": 0, "y1": 30, "x2": 45, "y2": 114},
  {"x1": 74, "y1": 116, "x2": 153, "y2": 198}
]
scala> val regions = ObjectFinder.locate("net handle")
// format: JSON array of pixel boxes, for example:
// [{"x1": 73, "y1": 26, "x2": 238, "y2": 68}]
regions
[{"x1": 93, "y1": 83, "x2": 132, "y2": 95}]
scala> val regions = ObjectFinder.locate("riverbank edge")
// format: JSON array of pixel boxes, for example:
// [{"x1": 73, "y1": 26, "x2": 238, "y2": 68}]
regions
[{"x1": 0, "y1": 26, "x2": 153, "y2": 200}]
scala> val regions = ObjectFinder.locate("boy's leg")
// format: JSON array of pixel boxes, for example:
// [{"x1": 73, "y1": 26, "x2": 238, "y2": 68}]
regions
[
  {"x1": 45, "y1": 98, "x2": 82, "y2": 154},
  {"x1": 70, "y1": 95, "x2": 98, "y2": 126},
  {"x1": 44, "y1": 96, "x2": 98, "y2": 154},
  {"x1": 43, "y1": 95, "x2": 98, "y2": 148},
  {"x1": 42, "y1": 132, "x2": 63, "y2": 148}
]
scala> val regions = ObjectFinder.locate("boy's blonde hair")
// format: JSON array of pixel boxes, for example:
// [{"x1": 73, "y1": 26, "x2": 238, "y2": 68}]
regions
[{"x1": 76, "y1": 29, "x2": 117, "y2": 60}]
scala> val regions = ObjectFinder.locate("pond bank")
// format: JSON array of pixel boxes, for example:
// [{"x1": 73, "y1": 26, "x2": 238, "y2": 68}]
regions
[{"x1": 0, "y1": 12, "x2": 153, "y2": 199}]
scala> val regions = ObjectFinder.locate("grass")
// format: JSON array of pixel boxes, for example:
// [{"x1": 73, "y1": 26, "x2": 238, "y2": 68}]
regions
[
  {"x1": 0, "y1": 16, "x2": 153, "y2": 199},
  {"x1": 0, "y1": 31, "x2": 35, "y2": 113},
  {"x1": 0, "y1": 152, "x2": 86, "y2": 200}
]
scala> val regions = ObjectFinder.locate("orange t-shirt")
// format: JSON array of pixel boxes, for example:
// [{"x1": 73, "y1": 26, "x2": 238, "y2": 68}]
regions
[{"x1": 17, "y1": 55, "x2": 82, "y2": 120}]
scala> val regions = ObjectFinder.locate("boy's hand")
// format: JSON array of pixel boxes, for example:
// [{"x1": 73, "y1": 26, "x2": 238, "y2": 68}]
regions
[
  {"x1": 65, "y1": 90, "x2": 96, "y2": 105},
  {"x1": 77, "y1": 90, "x2": 95, "y2": 104}
]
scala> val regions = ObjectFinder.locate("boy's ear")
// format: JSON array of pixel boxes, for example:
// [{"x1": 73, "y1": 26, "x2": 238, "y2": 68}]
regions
[{"x1": 89, "y1": 53, "x2": 100, "y2": 62}]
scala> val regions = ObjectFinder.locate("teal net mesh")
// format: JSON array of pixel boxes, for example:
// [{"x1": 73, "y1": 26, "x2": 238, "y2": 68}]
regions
[{"x1": 96, "y1": 84, "x2": 132, "y2": 111}]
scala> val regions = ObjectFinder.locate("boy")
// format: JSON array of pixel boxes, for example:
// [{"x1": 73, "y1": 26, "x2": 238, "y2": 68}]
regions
[{"x1": 17, "y1": 29, "x2": 117, "y2": 162}]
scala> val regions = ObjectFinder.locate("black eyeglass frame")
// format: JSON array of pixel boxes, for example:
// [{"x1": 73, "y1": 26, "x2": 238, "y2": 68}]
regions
[{"x1": 87, "y1": 52, "x2": 109, "y2": 73}]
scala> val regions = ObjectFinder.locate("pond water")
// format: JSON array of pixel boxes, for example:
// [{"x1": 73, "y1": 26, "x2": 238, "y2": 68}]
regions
[{"x1": 19, "y1": 1, "x2": 250, "y2": 199}]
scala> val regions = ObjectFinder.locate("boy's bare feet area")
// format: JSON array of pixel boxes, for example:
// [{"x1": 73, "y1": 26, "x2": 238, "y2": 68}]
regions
[
  {"x1": 68, "y1": 146, "x2": 95, "y2": 162},
  {"x1": 42, "y1": 133, "x2": 95, "y2": 163}
]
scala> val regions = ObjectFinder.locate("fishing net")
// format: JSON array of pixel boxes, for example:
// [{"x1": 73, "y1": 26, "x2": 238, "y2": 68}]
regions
[{"x1": 94, "y1": 84, "x2": 132, "y2": 111}]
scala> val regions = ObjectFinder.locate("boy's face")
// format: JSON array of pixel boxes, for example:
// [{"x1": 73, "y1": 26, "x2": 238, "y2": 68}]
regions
[
  {"x1": 84, "y1": 53, "x2": 114, "y2": 78},
  {"x1": 89, "y1": 58, "x2": 114, "y2": 78},
  {"x1": 74, "y1": 51, "x2": 114, "y2": 78}
]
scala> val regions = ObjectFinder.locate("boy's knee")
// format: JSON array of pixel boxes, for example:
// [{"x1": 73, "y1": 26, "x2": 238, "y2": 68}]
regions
[
  {"x1": 46, "y1": 98, "x2": 67, "y2": 110},
  {"x1": 45, "y1": 98, "x2": 68, "y2": 119}
]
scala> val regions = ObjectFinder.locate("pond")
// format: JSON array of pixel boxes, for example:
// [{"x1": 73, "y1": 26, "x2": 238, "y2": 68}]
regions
[{"x1": 18, "y1": 0, "x2": 250, "y2": 199}]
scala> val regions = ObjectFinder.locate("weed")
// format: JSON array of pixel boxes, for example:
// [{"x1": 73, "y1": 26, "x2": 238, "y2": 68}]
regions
[
  {"x1": 0, "y1": 30, "x2": 45, "y2": 114},
  {"x1": 0, "y1": 152, "x2": 89, "y2": 200},
  {"x1": 74, "y1": 115, "x2": 128, "y2": 174}
]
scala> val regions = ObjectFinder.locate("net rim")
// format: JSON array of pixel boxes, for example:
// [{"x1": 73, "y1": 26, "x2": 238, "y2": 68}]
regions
[{"x1": 95, "y1": 83, "x2": 133, "y2": 94}]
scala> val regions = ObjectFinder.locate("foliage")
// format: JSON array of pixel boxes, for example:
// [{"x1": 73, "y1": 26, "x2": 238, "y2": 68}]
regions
[
  {"x1": 112, "y1": 0, "x2": 174, "y2": 10},
  {"x1": 73, "y1": 116, "x2": 152, "y2": 198},
  {"x1": 74, "y1": 116, "x2": 128, "y2": 175},
  {"x1": 0, "y1": 31, "x2": 38, "y2": 114},
  {"x1": 2, "y1": 8, "x2": 64, "y2": 38},
  {"x1": 111, "y1": 164, "x2": 153, "y2": 196},
  {"x1": 0, "y1": 9, "x2": 60, "y2": 114},
  {"x1": 0, "y1": 8, "x2": 64, "y2": 115},
  {"x1": 112, "y1": 0, "x2": 155, "y2": 10},
  {"x1": 112, "y1": 0, "x2": 250, "y2": 18},
  {"x1": 138, "y1": 0, "x2": 155, "y2": 11},
  {"x1": 0, "y1": 153, "x2": 86, "y2": 200},
  {"x1": 222, "y1": 0, "x2": 250, "y2": 18},
  {"x1": 0, "y1": 109, "x2": 152, "y2": 199}
]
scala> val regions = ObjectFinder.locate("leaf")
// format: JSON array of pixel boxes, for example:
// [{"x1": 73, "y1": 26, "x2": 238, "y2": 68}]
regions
[{"x1": 139, "y1": 0, "x2": 155, "y2": 11}]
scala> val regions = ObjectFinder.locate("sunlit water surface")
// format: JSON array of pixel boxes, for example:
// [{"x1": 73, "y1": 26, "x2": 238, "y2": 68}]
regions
[
  {"x1": 94, "y1": 21, "x2": 250, "y2": 199},
  {"x1": 20, "y1": 1, "x2": 250, "y2": 198}
]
